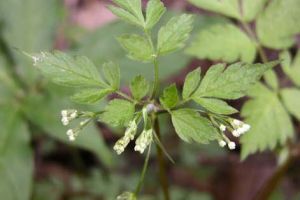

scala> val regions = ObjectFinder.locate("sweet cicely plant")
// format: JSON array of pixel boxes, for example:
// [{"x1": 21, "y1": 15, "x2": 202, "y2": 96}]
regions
[{"x1": 25, "y1": 0, "x2": 278, "y2": 199}]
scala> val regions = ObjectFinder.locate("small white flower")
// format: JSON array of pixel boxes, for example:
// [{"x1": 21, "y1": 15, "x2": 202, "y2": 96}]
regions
[
  {"x1": 242, "y1": 124, "x2": 251, "y2": 133},
  {"x1": 80, "y1": 119, "x2": 90, "y2": 126},
  {"x1": 61, "y1": 110, "x2": 68, "y2": 117},
  {"x1": 218, "y1": 140, "x2": 226, "y2": 147},
  {"x1": 219, "y1": 124, "x2": 226, "y2": 132},
  {"x1": 124, "y1": 120, "x2": 137, "y2": 140},
  {"x1": 228, "y1": 142, "x2": 236, "y2": 150},
  {"x1": 113, "y1": 137, "x2": 130, "y2": 155},
  {"x1": 70, "y1": 110, "x2": 78, "y2": 119},
  {"x1": 232, "y1": 119, "x2": 243, "y2": 127},
  {"x1": 134, "y1": 129, "x2": 153, "y2": 154},
  {"x1": 66, "y1": 129, "x2": 76, "y2": 141},
  {"x1": 232, "y1": 129, "x2": 241, "y2": 137},
  {"x1": 61, "y1": 117, "x2": 69, "y2": 126}
]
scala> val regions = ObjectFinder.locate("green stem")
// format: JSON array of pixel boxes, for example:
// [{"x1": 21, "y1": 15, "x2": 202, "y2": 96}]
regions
[
  {"x1": 151, "y1": 58, "x2": 159, "y2": 98},
  {"x1": 116, "y1": 91, "x2": 137, "y2": 104},
  {"x1": 154, "y1": 116, "x2": 170, "y2": 200},
  {"x1": 240, "y1": 21, "x2": 268, "y2": 63},
  {"x1": 135, "y1": 144, "x2": 152, "y2": 195}
]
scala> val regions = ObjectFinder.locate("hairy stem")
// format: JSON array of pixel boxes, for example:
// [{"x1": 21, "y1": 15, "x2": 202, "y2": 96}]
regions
[
  {"x1": 135, "y1": 144, "x2": 152, "y2": 195},
  {"x1": 154, "y1": 117, "x2": 170, "y2": 200}
]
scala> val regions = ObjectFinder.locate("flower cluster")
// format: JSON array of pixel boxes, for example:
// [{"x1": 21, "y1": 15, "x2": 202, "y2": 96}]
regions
[
  {"x1": 113, "y1": 120, "x2": 138, "y2": 155},
  {"x1": 61, "y1": 109, "x2": 78, "y2": 126},
  {"x1": 217, "y1": 119, "x2": 251, "y2": 150},
  {"x1": 134, "y1": 129, "x2": 153, "y2": 154}
]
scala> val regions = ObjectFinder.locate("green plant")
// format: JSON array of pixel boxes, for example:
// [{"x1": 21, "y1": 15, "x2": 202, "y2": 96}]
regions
[
  {"x1": 23, "y1": 0, "x2": 279, "y2": 199},
  {"x1": 186, "y1": 0, "x2": 300, "y2": 199}
]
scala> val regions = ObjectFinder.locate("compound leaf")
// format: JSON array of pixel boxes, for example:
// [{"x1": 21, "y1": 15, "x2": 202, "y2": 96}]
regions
[
  {"x1": 157, "y1": 14, "x2": 194, "y2": 55},
  {"x1": 188, "y1": 0, "x2": 241, "y2": 20},
  {"x1": 256, "y1": 0, "x2": 300, "y2": 49},
  {"x1": 186, "y1": 22, "x2": 256, "y2": 63},
  {"x1": 193, "y1": 97, "x2": 238, "y2": 115},
  {"x1": 100, "y1": 99, "x2": 135, "y2": 127},
  {"x1": 160, "y1": 84, "x2": 179, "y2": 110},
  {"x1": 240, "y1": 83, "x2": 293, "y2": 159},
  {"x1": 102, "y1": 61, "x2": 120, "y2": 90},
  {"x1": 71, "y1": 88, "x2": 113, "y2": 104},
  {"x1": 182, "y1": 68, "x2": 201, "y2": 100},
  {"x1": 193, "y1": 61, "x2": 278, "y2": 100},
  {"x1": 32, "y1": 51, "x2": 106, "y2": 88},
  {"x1": 130, "y1": 75, "x2": 150, "y2": 100},
  {"x1": 117, "y1": 34, "x2": 154, "y2": 62},
  {"x1": 145, "y1": 0, "x2": 166, "y2": 30},
  {"x1": 281, "y1": 88, "x2": 300, "y2": 121},
  {"x1": 171, "y1": 108, "x2": 219, "y2": 143}
]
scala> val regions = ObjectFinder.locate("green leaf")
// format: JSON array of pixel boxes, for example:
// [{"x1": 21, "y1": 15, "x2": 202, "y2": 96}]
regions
[
  {"x1": 256, "y1": 0, "x2": 300, "y2": 49},
  {"x1": 281, "y1": 50, "x2": 300, "y2": 87},
  {"x1": 241, "y1": 0, "x2": 268, "y2": 22},
  {"x1": 240, "y1": 84, "x2": 293, "y2": 159},
  {"x1": 130, "y1": 75, "x2": 150, "y2": 100},
  {"x1": 107, "y1": 6, "x2": 143, "y2": 28},
  {"x1": 108, "y1": 0, "x2": 144, "y2": 28},
  {"x1": 0, "y1": 0, "x2": 60, "y2": 84},
  {"x1": 117, "y1": 34, "x2": 154, "y2": 62},
  {"x1": 171, "y1": 109, "x2": 219, "y2": 143},
  {"x1": 145, "y1": 0, "x2": 166, "y2": 30},
  {"x1": 22, "y1": 89, "x2": 114, "y2": 167},
  {"x1": 188, "y1": 0, "x2": 241, "y2": 19},
  {"x1": 182, "y1": 68, "x2": 201, "y2": 100},
  {"x1": 102, "y1": 61, "x2": 120, "y2": 90},
  {"x1": 100, "y1": 99, "x2": 135, "y2": 127},
  {"x1": 160, "y1": 84, "x2": 179, "y2": 110},
  {"x1": 157, "y1": 14, "x2": 194, "y2": 55},
  {"x1": 32, "y1": 51, "x2": 106, "y2": 88},
  {"x1": 281, "y1": 88, "x2": 300, "y2": 120},
  {"x1": 264, "y1": 70, "x2": 279, "y2": 91},
  {"x1": 193, "y1": 61, "x2": 278, "y2": 100},
  {"x1": 186, "y1": 22, "x2": 256, "y2": 63},
  {"x1": 193, "y1": 97, "x2": 238, "y2": 115},
  {"x1": 71, "y1": 88, "x2": 113, "y2": 104},
  {"x1": 0, "y1": 105, "x2": 33, "y2": 200}
]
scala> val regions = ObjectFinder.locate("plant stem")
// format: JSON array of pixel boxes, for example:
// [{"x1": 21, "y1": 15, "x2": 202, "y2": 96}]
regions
[
  {"x1": 240, "y1": 21, "x2": 268, "y2": 63},
  {"x1": 135, "y1": 144, "x2": 152, "y2": 195},
  {"x1": 151, "y1": 58, "x2": 159, "y2": 98},
  {"x1": 116, "y1": 91, "x2": 137, "y2": 104},
  {"x1": 154, "y1": 116, "x2": 170, "y2": 200}
]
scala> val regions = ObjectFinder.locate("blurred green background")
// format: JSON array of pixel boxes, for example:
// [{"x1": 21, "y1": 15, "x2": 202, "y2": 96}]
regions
[{"x1": 0, "y1": 0, "x2": 300, "y2": 200}]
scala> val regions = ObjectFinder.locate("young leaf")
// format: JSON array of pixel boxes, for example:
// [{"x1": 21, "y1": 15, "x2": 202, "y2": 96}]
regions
[
  {"x1": 281, "y1": 88, "x2": 300, "y2": 121},
  {"x1": 102, "y1": 61, "x2": 120, "y2": 90},
  {"x1": 100, "y1": 99, "x2": 135, "y2": 127},
  {"x1": 130, "y1": 75, "x2": 150, "y2": 100},
  {"x1": 171, "y1": 108, "x2": 220, "y2": 143},
  {"x1": 145, "y1": 0, "x2": 166, "y2": 30},
  {"x1": 241, "y1": 0, "x2": 268, "y2": 22},
  {"x1": 182, "y1": 68, "x2": 201, "y2": 100},
  {"x1": 108, "y1": 0, "x2": 144, "y2": 28},
  {"x1": 281, "y1": 51, "x2": 300, "y2": 87},
  {"x1": 160, "y1": 84, "x2": 179, "y2": 110},
  {"x1": 240, "y1": 84, "x2": 293, "y2": 159},
  {"x1": 193, "y1": 97, "x2": 238, "y2": 115},
  {"x1": 186, "y1": 22, "x2": 256, "y2": 63},
  {"x1": 188, "y1": 0, "x2": 241, "y2": 20},
  {"x1": 157, "y1": 14, "x2": 194, "y2": 55},
  {"x1": 71, "y1": 88, "x2": 113, "y2": 104},
  {"x1": 117, "y1": 34, "x2": 154, "y2": 62},
  {"x1": 256, "y1": 0, "x2": 300, "y2": 49},
  {"x1": 32, "y1": 51, "x2": 106, "y2": 88},
  {"x1": 193, "y1": 61, "x2": 278, "y2": 100}
]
